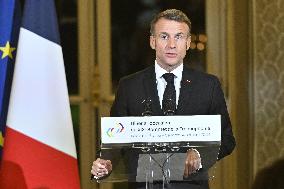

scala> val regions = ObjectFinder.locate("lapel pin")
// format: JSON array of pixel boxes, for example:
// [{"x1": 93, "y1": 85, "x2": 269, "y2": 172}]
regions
[{"x1": 186, "y1": 79, "x2": 191, "y2": 83}]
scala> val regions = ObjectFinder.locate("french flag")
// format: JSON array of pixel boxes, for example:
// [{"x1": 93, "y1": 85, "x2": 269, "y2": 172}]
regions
[{"x1": 0, "y1": 0, "x2": 81, "y2": 188}]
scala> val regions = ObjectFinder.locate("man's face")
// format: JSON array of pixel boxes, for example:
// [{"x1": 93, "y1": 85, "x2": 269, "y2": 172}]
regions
[{"x1": 150, "y1": 18, "x2": 191, "y2": 71}]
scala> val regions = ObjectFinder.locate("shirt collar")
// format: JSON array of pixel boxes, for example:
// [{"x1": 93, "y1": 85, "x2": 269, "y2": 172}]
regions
[{"x1": 155, "y1": 60, "x2": 184, "y2": 80}]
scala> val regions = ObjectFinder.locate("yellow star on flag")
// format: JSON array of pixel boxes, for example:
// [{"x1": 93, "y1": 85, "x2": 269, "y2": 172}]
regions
[
  {"x1": 0, "y1": 41, "x2": 16, "y2": 59},
  {"x1": 0, "y1": 131, "x2": 4, "y2": 147}
]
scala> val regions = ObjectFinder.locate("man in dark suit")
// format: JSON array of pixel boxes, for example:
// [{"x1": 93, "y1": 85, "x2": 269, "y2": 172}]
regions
[{"x1": 91, "y1": 9, "x2": 235, "y2": 189}]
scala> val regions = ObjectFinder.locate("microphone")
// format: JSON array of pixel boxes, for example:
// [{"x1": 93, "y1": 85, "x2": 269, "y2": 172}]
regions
[
  {"x1": 142, "y1": 99, "x2": 153, "y2": 116},
  {"x1": 162, "y1": 98, "x2": 176, "y2": 116}
]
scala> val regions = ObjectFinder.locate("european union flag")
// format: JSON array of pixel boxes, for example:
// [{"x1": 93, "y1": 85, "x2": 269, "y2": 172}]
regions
[{"x1": 0, "y1": 0, "x2": 21, "y2": 159}]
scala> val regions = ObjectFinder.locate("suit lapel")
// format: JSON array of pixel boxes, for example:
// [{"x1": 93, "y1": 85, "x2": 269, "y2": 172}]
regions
[
  {"x1": 176, "y1": 66, "x2": 195, "y2": 114},
  {"x1": 143, "y1": 66, "x2": 163, "y2": 116}
]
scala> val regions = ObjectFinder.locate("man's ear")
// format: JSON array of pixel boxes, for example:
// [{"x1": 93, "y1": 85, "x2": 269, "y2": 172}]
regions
[
  {"x1": 186, "y1": 36, "x2": 191, "y2": 50},
  {"x1": 150, "y1": 35, "x2": 156, "y2": 49}
]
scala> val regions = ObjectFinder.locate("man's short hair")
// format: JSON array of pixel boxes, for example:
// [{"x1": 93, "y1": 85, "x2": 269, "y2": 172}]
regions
[{"x1": 150, "y1": 9, "x2": 192, "y2": 35}]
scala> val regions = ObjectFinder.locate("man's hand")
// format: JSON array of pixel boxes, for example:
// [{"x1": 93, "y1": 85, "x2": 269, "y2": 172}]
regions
[
  {"x1": 183, "y1": 149, "x2": 201, "y2": 178},
  {"x1": 91, "y1": 158, "x2": 112, "y2": 179}
]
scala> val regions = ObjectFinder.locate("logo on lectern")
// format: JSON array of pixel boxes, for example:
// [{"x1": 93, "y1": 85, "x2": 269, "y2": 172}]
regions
[{"x1": 106, "y1": 123, "x2": 125, "y2": 137}]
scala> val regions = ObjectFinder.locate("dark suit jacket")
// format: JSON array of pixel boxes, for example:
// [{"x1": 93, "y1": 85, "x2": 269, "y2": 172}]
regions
[{"x1": 110, "y1": 65, "x2": 236, "y2": 189}]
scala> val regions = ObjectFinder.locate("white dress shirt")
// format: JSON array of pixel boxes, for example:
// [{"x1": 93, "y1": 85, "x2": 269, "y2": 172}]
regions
[{"x1": 155, "y1": 61, "x2": 183, "y2": 108}]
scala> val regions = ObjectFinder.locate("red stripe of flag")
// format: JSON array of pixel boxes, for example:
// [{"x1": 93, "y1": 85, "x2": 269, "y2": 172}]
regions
[{"x1": 0, "y1": 127, "x2": 80, "y2": 189}]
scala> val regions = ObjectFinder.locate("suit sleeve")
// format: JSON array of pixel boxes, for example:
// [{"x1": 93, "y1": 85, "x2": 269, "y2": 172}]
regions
[
  {"x1": 109, "y1": 79, "x2": 140, "y2": 177},
  {"x1": 209, "y1": 78, "x2": 236, "y2": 160},
  {"x1": 110, "y1": 79, "x2": 128, "y2": 117},
  {"x1": 100, "y1": 79, "x2": 128, "y2": 171}
]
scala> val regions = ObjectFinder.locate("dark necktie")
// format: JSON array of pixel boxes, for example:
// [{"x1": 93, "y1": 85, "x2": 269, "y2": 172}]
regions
[{"x1": 162, "y1": 73, "x2": 176, "y2": 115}]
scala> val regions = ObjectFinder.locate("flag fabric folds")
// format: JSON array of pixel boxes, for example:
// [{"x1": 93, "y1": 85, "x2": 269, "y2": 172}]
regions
[
  {"x1": 0, "y1": 0, "x2": 21, "y2": 159},
  {"x1": 0, "y1": 0, "x2": 81, "y2": 188}
]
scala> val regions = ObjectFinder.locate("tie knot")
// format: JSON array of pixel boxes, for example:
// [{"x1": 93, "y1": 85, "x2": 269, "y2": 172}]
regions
[{"x1": 163, "y1": 73, "x2": 175, "y2": 84}]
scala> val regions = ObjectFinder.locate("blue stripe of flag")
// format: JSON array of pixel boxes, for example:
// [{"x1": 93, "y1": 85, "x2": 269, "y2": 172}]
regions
[
  {"x1": 0, "y1": 0, "x2": 21, "y2": 159},
  {"x1": 22, "y1": 0, "x2": 61, "y2": 45}
]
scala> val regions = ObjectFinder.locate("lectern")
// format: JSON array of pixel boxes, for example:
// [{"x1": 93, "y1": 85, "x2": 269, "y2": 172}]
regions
[{"x1": 95, "y1": 115, "x2": 221, "y2": 189}]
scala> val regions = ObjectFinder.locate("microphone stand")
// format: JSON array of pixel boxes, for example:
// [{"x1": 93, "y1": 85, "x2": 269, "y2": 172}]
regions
[
  {"x1": 141, "y1": 99, "x2": 154, "y2": 189},
  {"x1": 161, "y1": 98, "x2": 177, "y2": 188}
]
